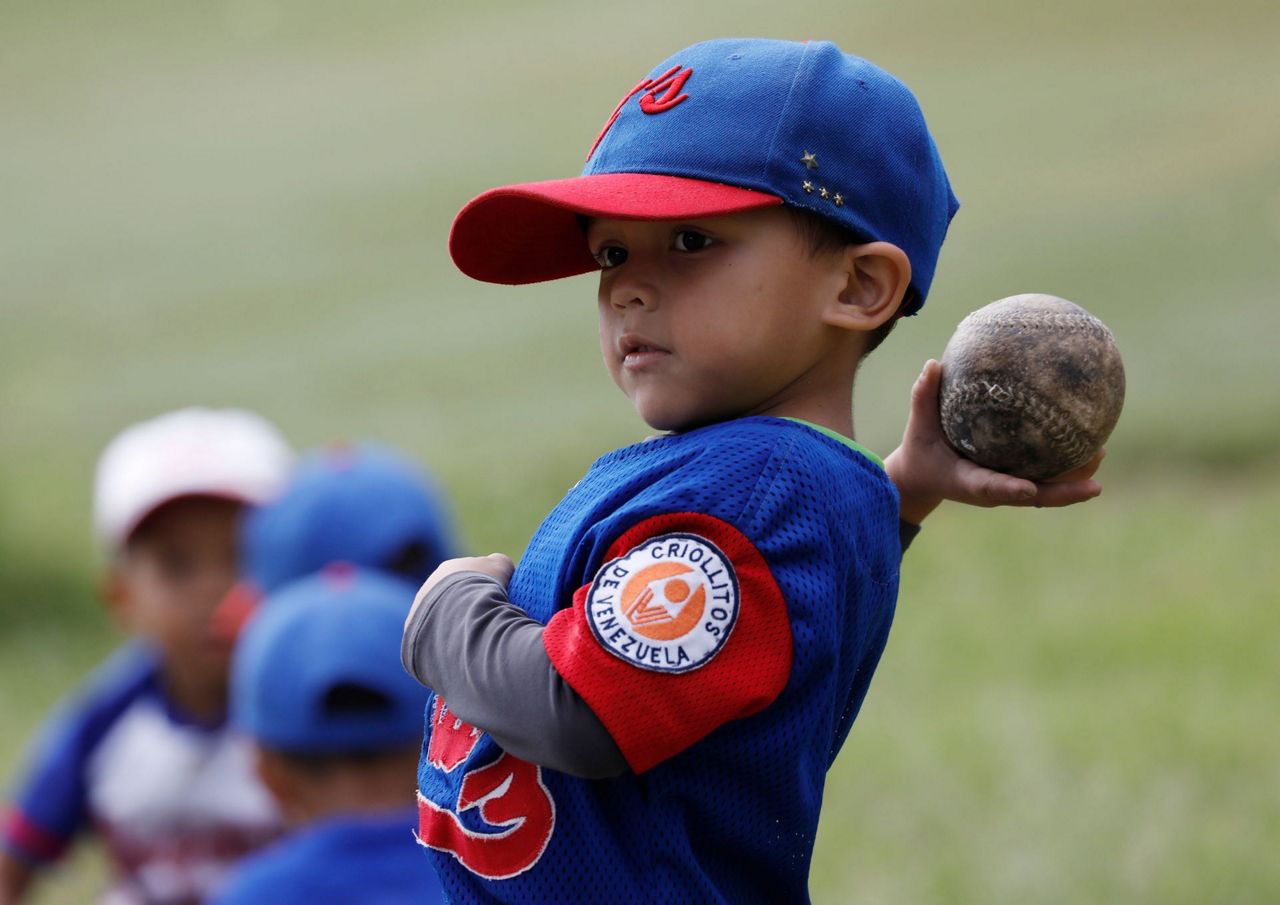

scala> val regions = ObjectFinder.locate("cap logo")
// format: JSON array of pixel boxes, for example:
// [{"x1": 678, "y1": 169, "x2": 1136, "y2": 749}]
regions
[
  {"x1": 585, "y1": 533, "x2": 737, "y2": 673},
  {"x1": 586, "y1": 64, "x2": 693, "y2": 162},
  {"x1": 638, "y1": 65, "x2": 692, "y2": 114}
]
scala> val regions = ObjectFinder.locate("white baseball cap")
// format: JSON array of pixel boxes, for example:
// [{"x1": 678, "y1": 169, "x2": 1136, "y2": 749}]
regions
[{"x1": 94, "y1": 408, "x2": 294, "y2": 549}]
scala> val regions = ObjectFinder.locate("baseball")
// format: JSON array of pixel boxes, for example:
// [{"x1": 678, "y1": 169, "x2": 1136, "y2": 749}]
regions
[{"x1": 938, "y1": 293, "x2": 1125, "y2": 481}]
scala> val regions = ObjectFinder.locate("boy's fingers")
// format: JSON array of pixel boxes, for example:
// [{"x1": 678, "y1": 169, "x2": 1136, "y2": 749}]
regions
[
  {"x1": 1029, "y1": 480, "x2": 1102, "y2": 508},
  {"x1": 953, "y1": 460, "x2": 1035, "y2": 505},
  {"x1": 485, "y1": 553, "x2": 516, "y2": 579},
  {"x1": 909, "y1": 360, "x2": 941, "y2": 414},
  {"x1": 969, "y1": 466, "x2": 1101, "y2": 508},
  {"x1": 410, "y1": 554, "x2": 516, "y2": 624},
  {"x1": 975, "y1": 471, "x2": 1037, "y2": 504},
  {"x1": 904, "y1": 360, "x2": 944, "y2": 442}
]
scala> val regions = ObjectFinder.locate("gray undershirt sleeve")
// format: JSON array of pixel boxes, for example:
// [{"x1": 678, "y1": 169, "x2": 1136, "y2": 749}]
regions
[{"x1": 400, "y1": 571, "x2": 627, "y2": 779}]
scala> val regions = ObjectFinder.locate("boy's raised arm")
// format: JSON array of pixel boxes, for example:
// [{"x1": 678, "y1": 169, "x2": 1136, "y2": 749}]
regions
[{"x1": 886, "y1": 360, "x2": 1104, "y2": 524}]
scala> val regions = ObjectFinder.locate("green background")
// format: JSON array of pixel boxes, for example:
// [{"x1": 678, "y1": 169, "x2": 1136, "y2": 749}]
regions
[{"x1": 2, "y1": 1, "x2": 1277, "y2": 902}]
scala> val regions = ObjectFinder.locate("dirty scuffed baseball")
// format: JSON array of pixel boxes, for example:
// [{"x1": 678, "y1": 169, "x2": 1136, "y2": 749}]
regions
[{"x1": 938, "y1": 293, "x2": 1126, "y2": 481}]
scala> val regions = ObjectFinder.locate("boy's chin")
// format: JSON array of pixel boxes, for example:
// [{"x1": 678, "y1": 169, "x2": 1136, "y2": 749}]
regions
[
  {"x1": 182, "y1": 637, "x2": 235, "y2": 673},
  {"x1": 637, "y1": 408, "x2": 719, "y2": 435},
  {"x1": 628, "y1": 388, "x2": 738, "y2": 434}
]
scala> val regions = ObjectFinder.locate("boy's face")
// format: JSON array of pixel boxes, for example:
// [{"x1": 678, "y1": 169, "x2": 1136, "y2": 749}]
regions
[
  {"x1": 589, "y1": 207, "x2": 849, "y2": 432},
  {"x1": 111, "y1": 496, "x2": 243, "y2": 695}
]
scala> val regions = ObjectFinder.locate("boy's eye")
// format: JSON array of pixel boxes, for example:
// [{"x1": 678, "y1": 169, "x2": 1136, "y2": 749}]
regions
[
  {"x1": 594, "y1": 246, "x2": 628, "y2": 269},
  {"x1": 154, "y1": 549, "x2": 198, "y2": 583},
  {"x1": 673, "y1": 230, "x2": 713, "y2": 253}
]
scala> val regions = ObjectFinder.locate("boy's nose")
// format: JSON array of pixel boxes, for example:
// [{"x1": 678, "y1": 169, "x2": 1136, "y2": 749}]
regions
[{"x1": 607, "y1": 280, "x2": 658, "y2": 312}]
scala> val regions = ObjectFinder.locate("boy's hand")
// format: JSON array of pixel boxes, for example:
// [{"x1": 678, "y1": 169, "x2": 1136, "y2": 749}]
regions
[
  {"x1": 405, "y1": 553, "x2": 515, "y2": 630},
  {"x1": 885, "y1": 360, "x2": 1104, "y2": 525},
  {"x1": 0, "y1": 850, "x2": 36, "y2": 904}
]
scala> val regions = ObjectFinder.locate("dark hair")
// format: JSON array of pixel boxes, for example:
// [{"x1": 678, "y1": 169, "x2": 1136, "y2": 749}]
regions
[
  {"x1": 381, "y1": 539, "x2": 438, "y2": 584},
  {"x1": 267, "y1": 744, "x2": 420, "y2": 774},
  {"x1": 265, "y1": 683, "x2": 413, "y2": 772},
  {"x1": 786, "y1": 207, "x2": 914, "y2": 359},
  {"x1": 322, "y1": 681, "x2": 394, "y2": 716}
]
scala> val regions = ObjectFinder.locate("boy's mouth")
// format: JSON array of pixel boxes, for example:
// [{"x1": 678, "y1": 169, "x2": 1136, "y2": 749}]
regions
[{"x1": 619, "y1": 335, "x2": 670, "y2": 369}]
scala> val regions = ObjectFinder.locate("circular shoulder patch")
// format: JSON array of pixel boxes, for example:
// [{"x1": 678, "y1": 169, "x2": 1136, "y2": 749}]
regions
[{"x1": 585, "y1": 533, "x2": 739, "y2": 673}]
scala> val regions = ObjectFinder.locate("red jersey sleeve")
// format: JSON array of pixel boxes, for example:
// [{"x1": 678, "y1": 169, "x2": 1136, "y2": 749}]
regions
[{"x1": 542, "y1": 512, "x2": 792, "y2": 773}]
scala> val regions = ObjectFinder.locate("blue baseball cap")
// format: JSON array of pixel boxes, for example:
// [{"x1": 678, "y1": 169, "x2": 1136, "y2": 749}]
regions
[
  {"x1": 231, "y1": 567, "x2": 428, "y2": 753},
  {"x1": 449, "y1": 38, "x2": 959, "y2": 314},
  {"x1": 241, "y1": 443, "x2": 458, "y2": 594},
  {"x1": 213, "y1": 443, "x2": 458, "y2": 638}
]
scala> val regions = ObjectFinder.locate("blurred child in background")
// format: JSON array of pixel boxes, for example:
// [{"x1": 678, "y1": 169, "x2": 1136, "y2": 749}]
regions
[
  {"x1": 200, "y1": 442, "x2": 458, "y2": 903},
  {"x1": 0, "y1": 408, "x2": 293, "y2": 905},
  {"x1": 210, "y1": 567, "x2": 445, "y2": 905}
]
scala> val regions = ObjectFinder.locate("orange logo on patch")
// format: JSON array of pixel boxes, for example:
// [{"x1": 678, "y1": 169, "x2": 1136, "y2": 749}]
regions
[{"x1": 620, "y1": 562, "x2": 706, "y2": 641}]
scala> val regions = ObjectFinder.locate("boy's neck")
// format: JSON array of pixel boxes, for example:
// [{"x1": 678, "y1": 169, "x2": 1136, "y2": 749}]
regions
[
  {"x1": 763, "y1": 396, "x2": 856, "y2": 440},
  {"x1": 741, "y1": 363, "x2": 858, "y2": 439},
  {"x1": 738, "y1": 334, "x2": 862, "y2": 440},
  {"x1": 159, "y1": 667, "x2": 229, "y2": 725},
  {"x1": 278, "y1": 752, "x2": 422, "y2": 826}
]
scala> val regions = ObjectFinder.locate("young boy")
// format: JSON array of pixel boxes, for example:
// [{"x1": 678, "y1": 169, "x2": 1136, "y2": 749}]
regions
[
  {"x1": 402, "y1": 38, "x2": 1101, "y2": 903},
  {"x1": 0, "y1": 408, "x2": 294, "y2": 905},
  {"x1": 211, "y1": 567, "x2": 445, "y2": 905},
  {"x1": 213, "y1": 442, "x2": 460, "y2": 639}
]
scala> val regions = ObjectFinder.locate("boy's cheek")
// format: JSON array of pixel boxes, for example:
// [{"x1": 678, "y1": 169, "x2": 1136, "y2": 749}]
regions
[{"x1": 104, "y1": 566, "x2": 161, "y2": 632}]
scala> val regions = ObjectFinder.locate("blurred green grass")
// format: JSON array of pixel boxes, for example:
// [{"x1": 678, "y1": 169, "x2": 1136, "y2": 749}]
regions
[{"x1": 2, "y1": 1, "x2": 1277, "y2": 902}]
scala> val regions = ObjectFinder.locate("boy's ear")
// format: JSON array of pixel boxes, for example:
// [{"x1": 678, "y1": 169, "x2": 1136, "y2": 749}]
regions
[
  {"x1": 100, "y1": 566, "x2": 133, "y2": 629},
  {"x1": 254, "y1": 747, "x2": 300, "y2": 811},
  {"x1": 823, "y1": 242, "x2": 912, "y2": 332}
]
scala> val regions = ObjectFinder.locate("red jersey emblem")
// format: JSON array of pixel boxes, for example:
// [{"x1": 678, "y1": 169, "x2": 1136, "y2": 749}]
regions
[
  {"x1": 418, "y1": 698, "x2": 556, "y2": 880},
  {"x1": 587, "y1": 64, "x2": 693, "y2": 161},
  {"x1": 426, "y1": 698, "x2": 481, "y2": 773}
]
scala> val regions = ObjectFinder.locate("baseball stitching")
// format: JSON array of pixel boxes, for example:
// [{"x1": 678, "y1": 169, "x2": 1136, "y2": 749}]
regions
[{"x1": 940, "y1": 378, "x2": 1094, "y2": 470}]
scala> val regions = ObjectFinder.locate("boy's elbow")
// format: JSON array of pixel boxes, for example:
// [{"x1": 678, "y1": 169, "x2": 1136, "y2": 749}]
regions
[{"x1": 495, "y1": 727, "x2": 628, "y2": 780}]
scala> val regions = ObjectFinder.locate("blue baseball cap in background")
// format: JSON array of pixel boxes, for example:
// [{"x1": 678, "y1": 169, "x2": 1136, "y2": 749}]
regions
[
  {"x1": 244, "y1": 443, "x2": 458, "y2": 593},
  {"x1": 449, "y1": 38, "x2": 959, "y2": 314},
  {"x1": 231, "y1": 567, "x2": 428, "y2": 753},
  {"x1": 214, "y1": 443, "x2": 459, "y2": 637}
]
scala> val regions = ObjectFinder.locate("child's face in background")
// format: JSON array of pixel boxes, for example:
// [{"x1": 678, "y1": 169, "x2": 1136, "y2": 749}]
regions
[
  {"x1": 590, "y1": 207, "x2": 849, "y2": 432},
  {"x1": 113, "y1": 496, "x2": 243, "y2": 703}
]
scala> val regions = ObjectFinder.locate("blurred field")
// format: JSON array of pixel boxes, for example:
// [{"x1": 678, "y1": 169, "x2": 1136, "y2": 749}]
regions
[{"x1": 2, "y1": 1, "x2": 1277, "y2": 902}]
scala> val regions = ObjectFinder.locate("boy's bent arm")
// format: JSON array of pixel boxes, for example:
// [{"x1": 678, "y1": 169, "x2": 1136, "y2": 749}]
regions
[{"x1": 402, "y1": 571, "x2": 627, "y2": 779}]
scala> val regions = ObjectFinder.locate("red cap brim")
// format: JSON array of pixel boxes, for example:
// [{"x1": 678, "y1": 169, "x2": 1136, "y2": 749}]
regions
[{"x1": 449, "y1": 174, "x2": 782, "y2": 285}]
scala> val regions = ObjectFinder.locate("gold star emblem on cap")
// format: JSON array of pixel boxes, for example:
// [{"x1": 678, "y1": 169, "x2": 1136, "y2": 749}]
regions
[
  {"x1": 818, "y1": 186, "x2": 830, "y2": 199},
  {"x1": 802, "y1": 180, "x2": 814, "y2": 193},
  {"x1": 833, "y1": 193, "x2": 844, "y2": 206},
  {"x1": 800, "y1": 151, "x2": 819, "y2": 170}
]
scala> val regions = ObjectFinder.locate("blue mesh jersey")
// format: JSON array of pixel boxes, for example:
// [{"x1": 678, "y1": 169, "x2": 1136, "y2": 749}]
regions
[
  {"x1": 210, "y1": 809, "x2": 446, "y2": 905},
  {"x1": 415, "y1": 417, "x2": 902, "y2": 904}
]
